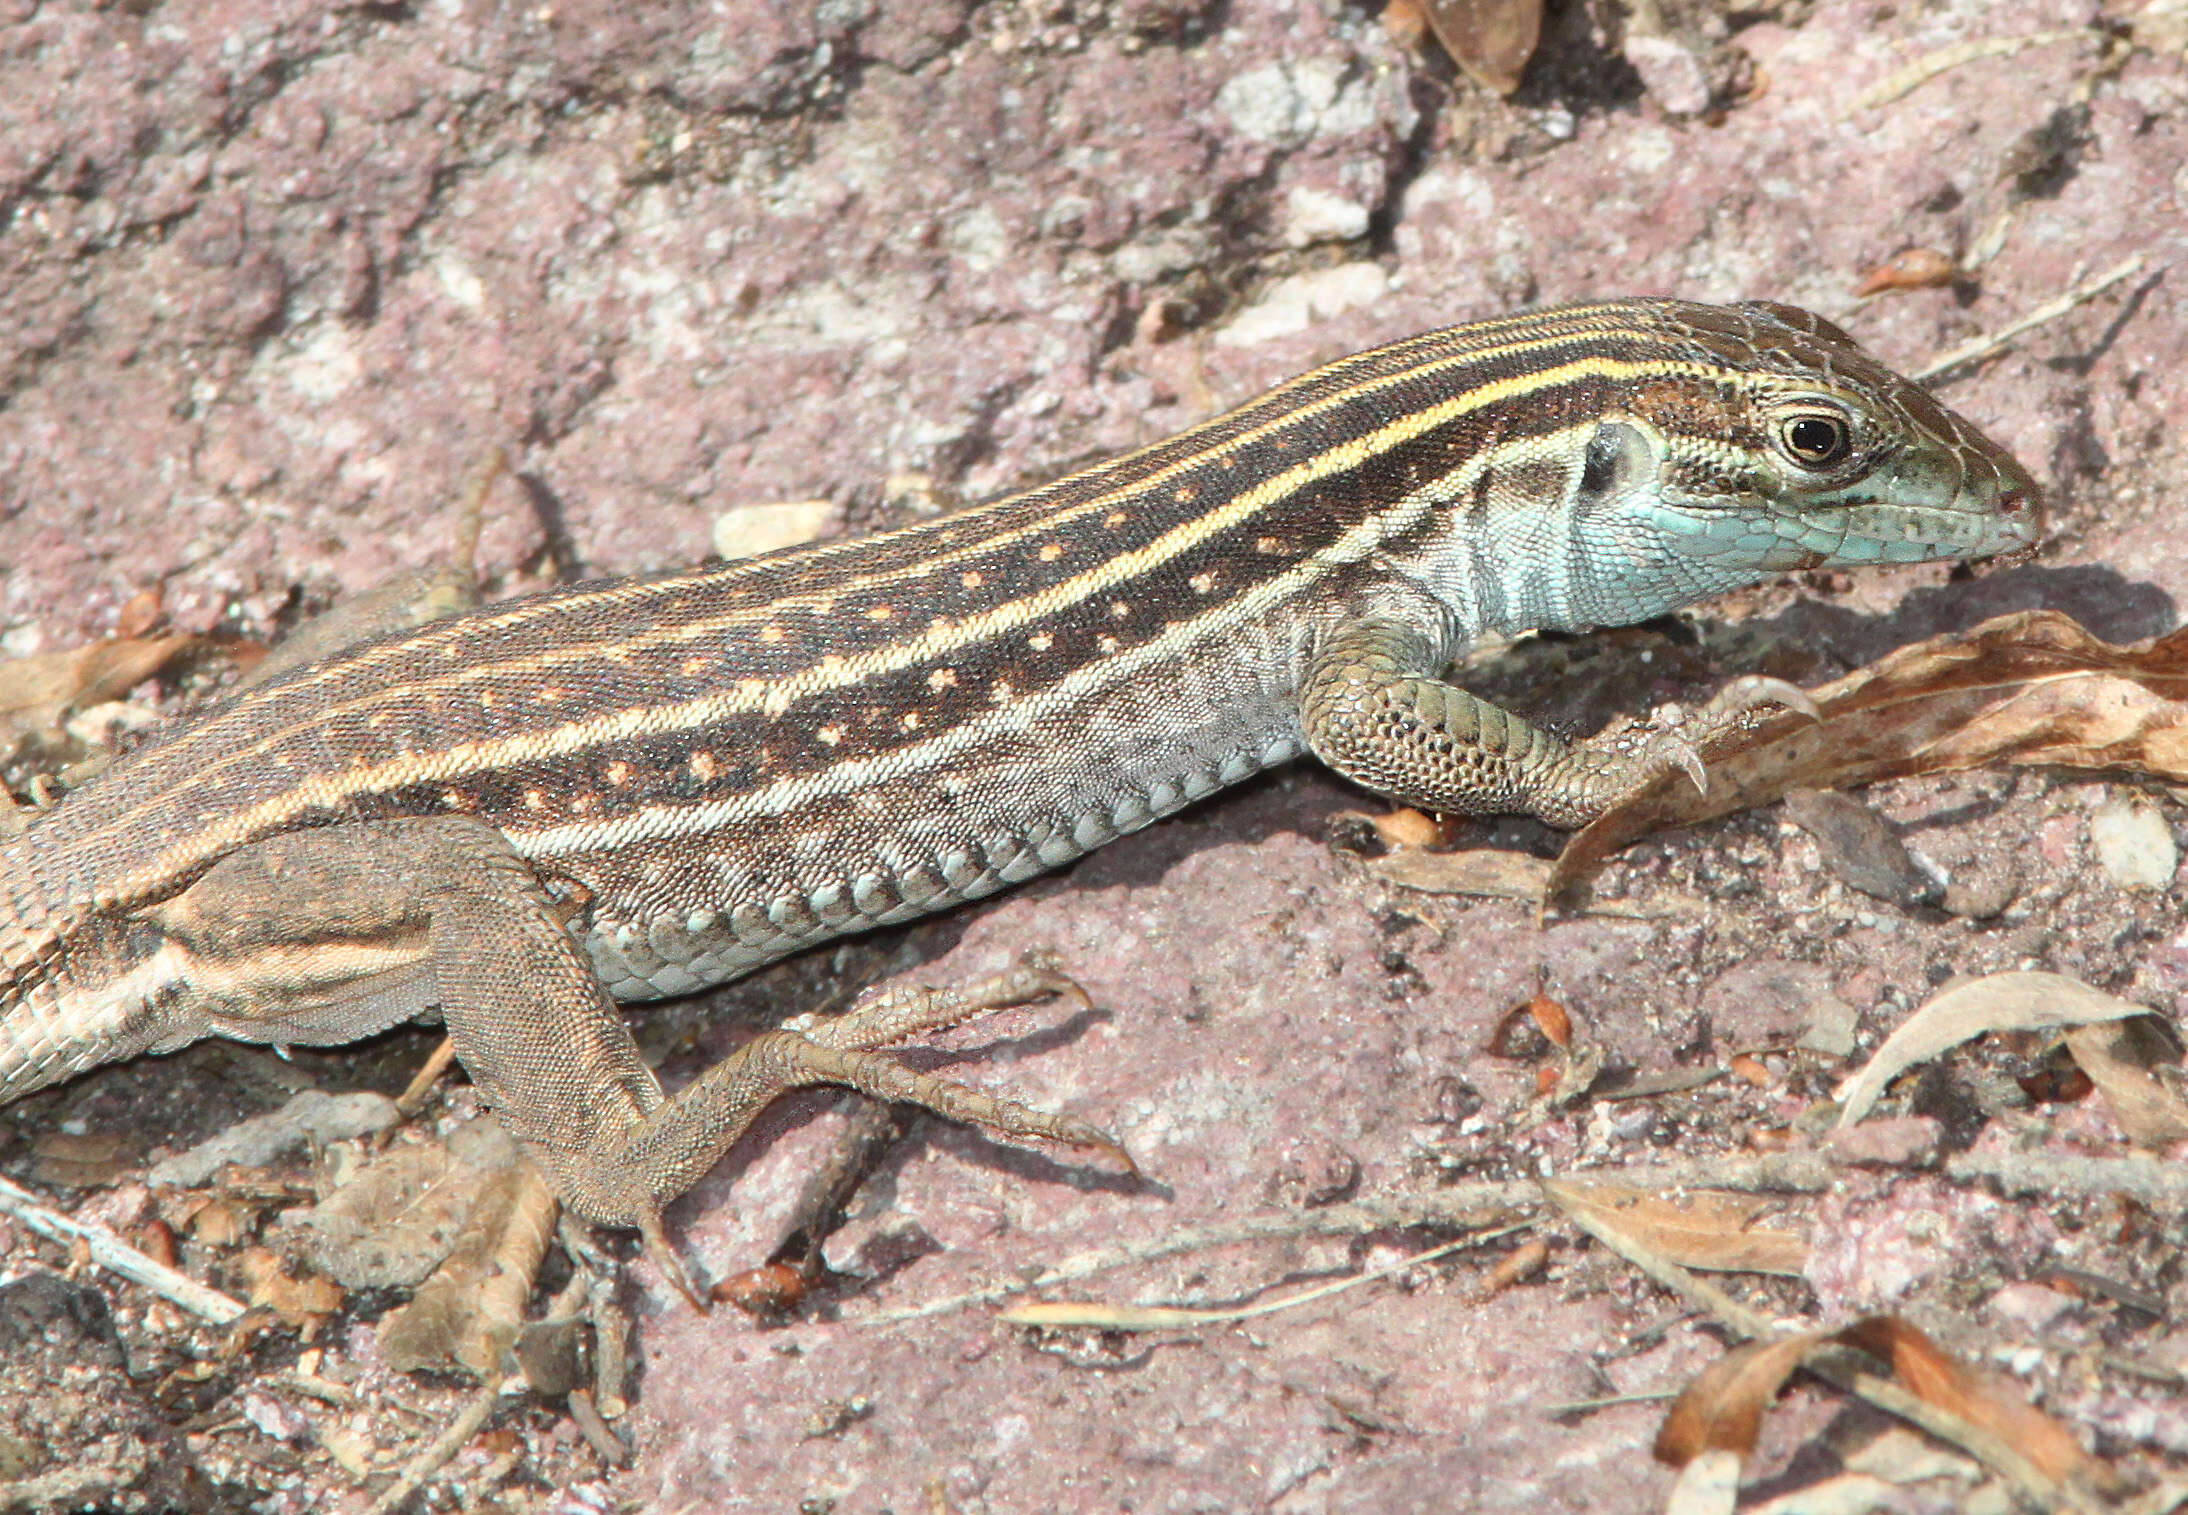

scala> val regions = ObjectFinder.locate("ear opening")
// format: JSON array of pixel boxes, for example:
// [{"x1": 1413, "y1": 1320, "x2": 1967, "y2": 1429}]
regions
[{"x1": 1577, "y1": 417, "x2": 1648, "y2": 506}]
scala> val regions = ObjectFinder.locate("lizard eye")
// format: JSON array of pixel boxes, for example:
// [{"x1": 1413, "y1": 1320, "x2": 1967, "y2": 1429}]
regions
[{"x1": 1777, "y1": 411, "x2": 1853, "y2": 468}]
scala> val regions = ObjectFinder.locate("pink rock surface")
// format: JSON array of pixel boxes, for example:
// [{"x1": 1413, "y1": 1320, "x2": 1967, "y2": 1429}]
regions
[{"x1": 5, "y1": 0, "x2": 2186, "y2": 1508}]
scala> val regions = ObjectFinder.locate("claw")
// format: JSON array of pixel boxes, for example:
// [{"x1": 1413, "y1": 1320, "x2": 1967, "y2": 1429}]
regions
[
  {"x1": 639, "y1": 1209, "x2": 712, "y2": 1313},
  {"x1": 1671, "y1": 740, "x2": 1708, "y2": 797},
  {"x1": 1052, "y1": 1113, "x2": 1141, "y2": 1180},
  {"x1": 1709, "y1": 674, "x2": 1821, "y2": 725},
  {"x1": 1742, "y1": 675, "x2": 1822, "y2": 723},
  {"x1": 1015, "y1": 952, "x2": 1093, "y2": 1014}
]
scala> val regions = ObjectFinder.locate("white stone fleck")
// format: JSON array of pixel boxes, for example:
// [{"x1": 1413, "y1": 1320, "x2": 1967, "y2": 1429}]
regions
[
  {"x1": 2090, "y1": 792, "x2": 2178, "y2": 892},
  {"x1": 1281, "y1": 185, "x2": 1370, "y2": 248},
  {"x1": 281, "y1": 323, "x2": 363, "y2": 404},
  {"x1": 711, "y1": 499, "x2": 838, "y2": 561},
  {"x1": 1215, "y1": 261, "x2": 1389, "y2": 348}
]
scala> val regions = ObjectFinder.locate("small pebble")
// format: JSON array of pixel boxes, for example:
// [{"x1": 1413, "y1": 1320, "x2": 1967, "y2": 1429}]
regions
[
  {"x1": 1987, "y1": 1281, "x2": 2074, "y2": 1335},
  {"x1": 2089, "y1": 792, "x2": 2177, "y2": 892},
  {"x1": 1824, "y1": 1115, "x2": 1943, "y2": 1168},
  {"x1": 710, "y1": 499, "x2": 838, "y2": 562},
  {"x1": 1796, "y1": 994, "x2": 1860, "y2": 1058}
]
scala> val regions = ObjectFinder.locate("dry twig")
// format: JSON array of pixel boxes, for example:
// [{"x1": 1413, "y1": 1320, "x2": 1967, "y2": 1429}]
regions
[{"x1": 0, "y1": 1173, "x2": 245, "y2": 1324}]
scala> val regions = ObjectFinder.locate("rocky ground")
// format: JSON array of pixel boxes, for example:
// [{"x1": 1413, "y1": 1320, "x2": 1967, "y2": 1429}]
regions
[{"x1": 3, "y1": 0, "x2": 2187, "y2": 1510}]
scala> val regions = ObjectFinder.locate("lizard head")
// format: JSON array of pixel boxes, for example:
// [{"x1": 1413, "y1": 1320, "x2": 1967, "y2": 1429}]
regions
[{"x1": 1585, "y1": 299, "x2": 2041, "y2": 579}]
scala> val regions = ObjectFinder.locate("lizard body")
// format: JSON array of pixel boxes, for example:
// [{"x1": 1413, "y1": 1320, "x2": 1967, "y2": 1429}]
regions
[{"x1": 0, "y1": 299, "x2": 2038, "y2": 1279}]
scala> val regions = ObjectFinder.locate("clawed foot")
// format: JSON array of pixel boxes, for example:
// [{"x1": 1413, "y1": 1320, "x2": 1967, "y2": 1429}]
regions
[
  {"x1": 620, "y1": 949, "x2": 1135, "y2": 1313},
  {"x1": 1562, "y1": 674, "x2": 1820, "y2": 823},
  {"x1": 639, "y1": 1209, "x2": 712, "y2": 1313},
  {"x1": 1641, "y1": 674, "x2": 1820, "y2": 797},
  {"x1": 1646, "y1": 673, "x2": 1821, "y2": 796}
]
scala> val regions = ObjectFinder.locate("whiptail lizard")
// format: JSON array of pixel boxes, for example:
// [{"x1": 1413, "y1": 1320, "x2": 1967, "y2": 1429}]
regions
[{"x1": 0, "y1": 299, "x2": 2038, "y2": 1300}]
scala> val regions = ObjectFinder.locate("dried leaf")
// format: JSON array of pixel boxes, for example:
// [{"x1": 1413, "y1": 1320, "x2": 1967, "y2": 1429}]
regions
[
  {"x1": 2063, "y1": 1017, "x2": 2188, "y2": 1146},
  {"x1": 1553, "y1": 612, "x2": 2188, "y2": 899},
  {"x1": 1656, "y1": 1316, "x2": 2102, "y2": 1496},
  {"x1": 1655, "y1": 1331, "x2": 1826, "y2": 1463},
  {"x1": 236, "y1": 1246, "x2": 344, "y2": 1323},
  {"x1": 186, "y1": 1200, "x2": 248, "y2": 1247},
  {"x1": 307, "y1": 1116, "x2": 522, "y2": 1289},
  {"x1": 1479, "y1": 1237, "x2": 1550, "y2": 1297},
  {"x1": 1373, "y1": 845, "x2": 1697, "y2": 917},
  {"x1": 712, "y1": 1261, "x2": 809, "y2": 1319},
  {"x1": 1727, "y1": 1053, "x2": 1774, "y2": 1089},
  {"x1": 1835, "y1": 1317, "x2": 2099, "y2": 1486},
  {"x1": 1836, "y1": 972, "x2": 2153, "y2": 1127},
  {"x1": 0, "y1": 635, "x2": 200, "y2": 746},
  {"x1": 1419, "y1": 0, "x2": 1542, "y2": 94},
  {"x1": 380, "y1": 1162, "x2": 559, "y2": 1377},
  {"x1": 1369, "y1": 806, "x2": 1447, "y2": 851},
  {"x1": 1371, "y1": 846, "x2": 1550, "y2": 899},
  {"x1": 1381, "y1": 0, "x2": 1430, "y2": 51},
  {"x1": 114, "y1": 587, "x2": 165, "y2": 640},
  {"x1": 1527, "y1": 992, "x2": 1573, "y2": 1048},
  {"x1": 308, "y1": 1144, "x2": 466, "y2": 1288},
  {"x1": 1856, "y1": 247, "x2": 1958, "y2": 295},
  {"x1": 1542, "y1": 1179, "x2": 1809, "y2": 1276}
]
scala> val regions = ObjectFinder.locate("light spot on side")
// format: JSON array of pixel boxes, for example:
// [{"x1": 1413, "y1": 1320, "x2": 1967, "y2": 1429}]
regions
[
  {"x1": 928, "y1": 667, "x2": 959, "y2": 690},
  {"x1": 1038, "y1": 543, "x2": 1063, "y2": 563},
  {"x1": 1028, "y1": 631, "x2": 1053, "y2": 652},
  {"x1": 817, "y1": 725, "x2": 844, "y2": 746}
]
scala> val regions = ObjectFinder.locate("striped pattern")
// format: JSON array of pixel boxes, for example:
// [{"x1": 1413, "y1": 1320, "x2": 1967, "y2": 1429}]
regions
[{"x1": 2, "y1": 297, "x2": 2036, "y2": 1025}]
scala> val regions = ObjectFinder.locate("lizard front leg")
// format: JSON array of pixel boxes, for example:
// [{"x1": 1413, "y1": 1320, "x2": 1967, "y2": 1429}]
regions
[
  {"x1": 145, "y1": 816, "x2": 1116, "y2": 1303},
  {"x1": 1300, "y1": 617, "x2": 1808, "y2": 829}
]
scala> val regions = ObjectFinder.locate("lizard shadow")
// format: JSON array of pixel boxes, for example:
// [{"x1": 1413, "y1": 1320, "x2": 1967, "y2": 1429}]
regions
[
  {"x1": 667, "y1": 999, "x2": 1153, "y2": 1240},
  {"x1": 1751, "y1": 559, "x2": 2174, "y2": 665}
]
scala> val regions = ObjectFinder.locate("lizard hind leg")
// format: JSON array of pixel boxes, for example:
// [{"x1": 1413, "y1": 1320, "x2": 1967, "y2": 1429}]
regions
[
  {"x1": 164, "y1": 814, "x2": 1131, "y2": 1303},
  {"x1": 388, "y1": 824, "x2": 1130, "y2": 1299}
]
